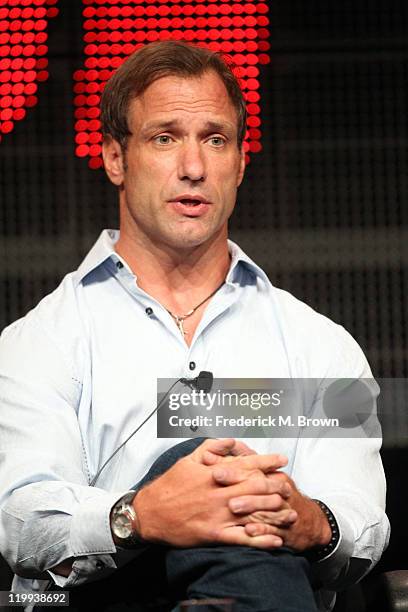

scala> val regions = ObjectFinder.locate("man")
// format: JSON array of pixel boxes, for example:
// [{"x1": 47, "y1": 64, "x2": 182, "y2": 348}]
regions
[{"x1": 0, "y1": 41, "x2": 389, "y2": 611}]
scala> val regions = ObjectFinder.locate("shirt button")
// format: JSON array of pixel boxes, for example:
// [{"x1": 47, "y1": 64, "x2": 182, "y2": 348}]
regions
[
  {"x1": 116, "y1": 261, "x2": 124, "y2": 269},
  {"x1": 96, "y1": 560, "x2": 105, "y2": 570},
  {"x1": 145, "y1": 307, "x2": 153, "y2": 316},
  {"x1": 189, "y1": 361, "x2": 196, "y2": 371}
]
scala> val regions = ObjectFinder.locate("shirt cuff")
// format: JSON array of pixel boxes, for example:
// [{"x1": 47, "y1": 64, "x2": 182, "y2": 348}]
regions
[
  {"x1": 46, "y1": 489, "x2": 127, "y2": 588},
  {"x1": 48, "y1": 490, "x2": 149, "y2": 588},
  {"x1": 70, "y1": 489, "x2": 126, "y2": 556},
  {"x1": 47, "y1": 554, "x2": 117, "y2": 588}
]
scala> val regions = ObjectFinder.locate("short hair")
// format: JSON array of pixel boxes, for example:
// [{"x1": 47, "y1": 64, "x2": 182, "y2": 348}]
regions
[{"x1": 100, "y1": 40, "x2": 247, "y2": 149}]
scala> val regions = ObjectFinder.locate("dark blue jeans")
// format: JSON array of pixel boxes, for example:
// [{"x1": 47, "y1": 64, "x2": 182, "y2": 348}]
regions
[{"x1": 39, "y1": 438, "x2": 318, "y2": 612}]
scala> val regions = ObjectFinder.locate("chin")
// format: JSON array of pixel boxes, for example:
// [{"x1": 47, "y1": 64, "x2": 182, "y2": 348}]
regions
[
  {"x1": 162, "y1": 225, "x2": 215, "y2": 248},
  {"x1": 168, "y1": 238, "x2": 208, "y2": 251},
  {"x1": 164, "y1": 231, "x2": 215, "y2": 251}
]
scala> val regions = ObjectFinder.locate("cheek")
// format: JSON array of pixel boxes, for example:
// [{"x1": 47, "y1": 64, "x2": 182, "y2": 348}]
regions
[
  {"x1": 124, "y1": 159, "x2": 175, "y2": 207},
  {"x1": 143, "y1": 154, "x2": 175, "y2": 184},
  {"x1": 125, "y1": 157, "x2": 160, "y2": 188},
  {"x1": 219, "y1": 170, "x2": 240, "y2": 195},
  {"x1": 215, "y1": 156, "x2": 242, "y2": 184}
]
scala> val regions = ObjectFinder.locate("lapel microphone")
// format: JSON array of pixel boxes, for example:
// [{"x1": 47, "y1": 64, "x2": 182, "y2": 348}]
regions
[
  {"x1": 181, "y1": 370, "x2": 214, "y2": 393},
  {"x1": 181, "y1": 371, "x2": 214, "y2": 432}
]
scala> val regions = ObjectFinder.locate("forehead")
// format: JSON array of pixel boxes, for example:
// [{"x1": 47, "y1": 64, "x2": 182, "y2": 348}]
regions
[{"x1": 128, "y1": 71, "x2": 238, "y2": 129}]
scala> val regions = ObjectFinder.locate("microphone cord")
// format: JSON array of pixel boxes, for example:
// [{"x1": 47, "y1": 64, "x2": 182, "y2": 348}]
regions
[{"x1": 90, "y1": 378, "x2": 181, "y2": 486}]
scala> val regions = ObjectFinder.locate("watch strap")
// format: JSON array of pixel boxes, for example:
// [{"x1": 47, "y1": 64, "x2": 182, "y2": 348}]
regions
[{"x1": 307, "y1": 499, "x2": 340, "y2": 562}]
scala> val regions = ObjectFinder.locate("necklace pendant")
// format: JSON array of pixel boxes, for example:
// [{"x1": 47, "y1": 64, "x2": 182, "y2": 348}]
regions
[
  {"x1": 166, "y1": 281, "x2": 225, "y2": 341},
  {"x1": 175, "y1": 317, "x2": 186, "y2": 338}
]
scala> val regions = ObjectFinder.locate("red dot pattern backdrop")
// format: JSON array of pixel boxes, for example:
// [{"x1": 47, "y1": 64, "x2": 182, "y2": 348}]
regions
[
  {"x1": 0, "y1": 0, "x2": 59, "y2": 142},
  {"x1": 74, "y1": 0, "x2": 270, "y2": 169}
]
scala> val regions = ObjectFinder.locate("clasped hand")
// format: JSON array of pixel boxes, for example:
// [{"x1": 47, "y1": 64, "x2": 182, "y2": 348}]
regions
[{"x1": 134, "y1": 438, "x2": 331, "y2": 551}]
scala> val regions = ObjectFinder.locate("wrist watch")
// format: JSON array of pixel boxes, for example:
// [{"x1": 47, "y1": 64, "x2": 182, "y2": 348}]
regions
[{"x1": 110, "y1": 491, "x2": 144, "y2": 548}]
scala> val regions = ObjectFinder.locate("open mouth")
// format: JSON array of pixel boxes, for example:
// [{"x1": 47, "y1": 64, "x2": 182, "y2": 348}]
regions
[
  {"x1": 168, "y1": 196, "x2": 210, "y2": 216},
  {"x1": 179, "y1": 199, "x2": 203, "y2": 206}
]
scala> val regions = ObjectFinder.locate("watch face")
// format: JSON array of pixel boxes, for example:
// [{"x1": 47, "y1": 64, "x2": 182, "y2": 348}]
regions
[{"x1": 113, "y1": 512, "x2": 133, "y2": 539}]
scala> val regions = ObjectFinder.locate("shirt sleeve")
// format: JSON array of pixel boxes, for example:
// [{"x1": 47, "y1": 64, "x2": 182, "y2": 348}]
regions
[
  {"x1": 0, "y1": 314, "x2": 141, "y2": 587},
  {"x1": 291, "y1": 325, "x2": 390, "y2": 590}
]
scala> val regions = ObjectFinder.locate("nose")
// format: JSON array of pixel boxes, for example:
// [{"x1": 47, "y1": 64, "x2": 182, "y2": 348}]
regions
[{"x1": 178, "y1": 140, "x2": 206, "y2": 183}]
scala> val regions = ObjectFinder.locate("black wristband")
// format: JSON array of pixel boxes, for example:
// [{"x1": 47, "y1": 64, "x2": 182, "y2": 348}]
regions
[{"x1": 307, "y1": 499, "x2": 340, "y2": 562}]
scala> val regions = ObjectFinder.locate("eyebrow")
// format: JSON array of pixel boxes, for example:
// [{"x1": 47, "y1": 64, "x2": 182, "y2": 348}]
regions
[
  {"x1": 141, "y1": 119, "x2": 235, "y2": 137},
  {"x1": 203, "y1": 120, "x2": 235, "y2": 136},
  {"x1": 141, "y1": 120, "x2": 180, "y2": 135}
]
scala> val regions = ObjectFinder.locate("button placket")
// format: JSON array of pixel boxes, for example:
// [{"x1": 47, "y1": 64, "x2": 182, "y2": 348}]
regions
[{"x1": 192, "y1": 285, "x2": 237, "y2": 341}]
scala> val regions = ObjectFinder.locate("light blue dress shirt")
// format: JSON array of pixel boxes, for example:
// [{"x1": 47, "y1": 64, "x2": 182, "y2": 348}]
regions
[{"x1": 0, "y1": 230, "x2": 389, "y2": 610}]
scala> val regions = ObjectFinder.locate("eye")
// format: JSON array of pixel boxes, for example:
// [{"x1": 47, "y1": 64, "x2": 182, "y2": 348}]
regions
[
  {"x1": 154, "y1": 134, "x2": 173, "y2": 145},
  {"x1": 208, "y1": 136, "x2": 226, "y2": 147}
]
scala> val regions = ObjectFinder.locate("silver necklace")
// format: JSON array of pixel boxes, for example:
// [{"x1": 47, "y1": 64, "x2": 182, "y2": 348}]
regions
[{"x1": 166, "y1": 282, "x2": 224, "y2": 338}]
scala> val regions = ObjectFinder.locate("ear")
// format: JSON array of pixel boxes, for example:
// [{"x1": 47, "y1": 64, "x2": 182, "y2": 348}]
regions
[
  {"x1": 236, "y1": 145, "x2": 246, "y2": 187},
  {"x1": 102, "y1": 136, "x2": 125, "y2": 186}
]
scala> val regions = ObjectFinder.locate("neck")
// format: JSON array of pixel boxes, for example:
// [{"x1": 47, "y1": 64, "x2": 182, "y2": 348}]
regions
[{"x1": 114, "y1": 228, "x2": 230, "y2": 311}]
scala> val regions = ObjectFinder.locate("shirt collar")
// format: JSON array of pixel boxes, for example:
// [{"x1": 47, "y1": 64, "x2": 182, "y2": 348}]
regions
[
  {"x1": 74, "y1": 229, "x2": 271, "y2": 288},
  {"x1": 74, "y1": 229, "x2": 124, "y2": 286},
  {"x1": 226, "y1": 239, "x2": 271, "y2": 287}
]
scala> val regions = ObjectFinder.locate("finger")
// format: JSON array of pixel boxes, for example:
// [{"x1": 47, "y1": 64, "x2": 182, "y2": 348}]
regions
[
  {"x1": 237, "y1": 454, "x2": 288, "y2": 472},
  {"x1": 242, "y1": 509, "x2": 298, "y2": 527},
  {"x1": 265, "y1": 474, "x2": 293, "y2": 498},
  {"x1": 202, "y1": 450, "x2": 237, "y2": 466},
  {"x1": 228, "y1": 440, "x2": 257, "y2": 457},
  {"x1": 202, "y1": 439, "x2": 256, "y2": 466},
  {"x1": 213, "y1": 474, "x2": 292, "y2": 513},
  {"x1": 192, "y1": 438, "x2": 236, "y2": 463},
  {"x1": 228, "y1": 493, "x2": 293, "y2": 514},
  {"x1": 216, "y1": 526, "x2": 283, "y2": 549},
  {"x1": 213, "y1": 460, "x2": 289, "y2": 487},
  {"x1": 244, "y1": 523, "x2": 285, "y2": 538}
]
